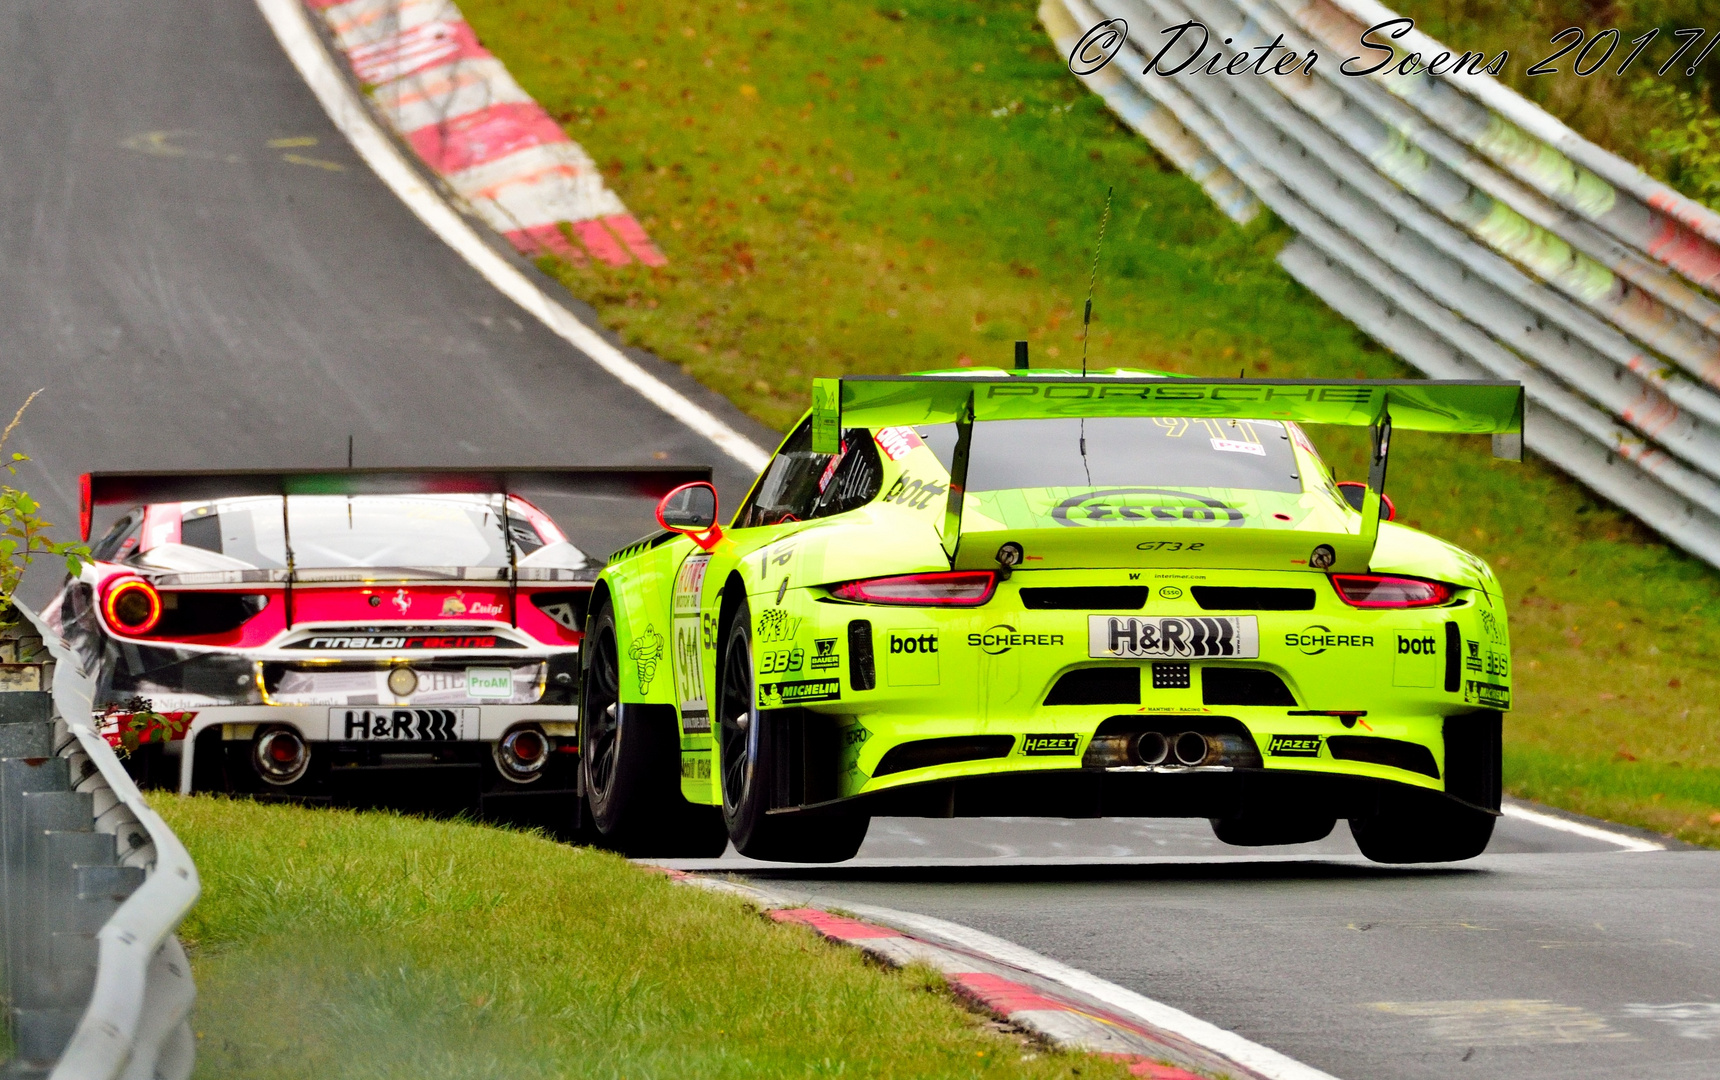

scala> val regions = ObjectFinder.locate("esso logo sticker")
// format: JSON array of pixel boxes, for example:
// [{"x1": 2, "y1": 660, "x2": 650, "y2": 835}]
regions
[{"x1": 874, "y1": 427, "x2": 924, "y2": 461}]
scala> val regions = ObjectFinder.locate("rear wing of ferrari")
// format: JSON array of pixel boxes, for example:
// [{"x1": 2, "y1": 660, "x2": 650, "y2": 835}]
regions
[
  {"x1": 78, "y1": 466, "x2": 711, "y2": 541},
  {"x1": 809, "y1": 370, "x2": 1524, "y2": 566}
]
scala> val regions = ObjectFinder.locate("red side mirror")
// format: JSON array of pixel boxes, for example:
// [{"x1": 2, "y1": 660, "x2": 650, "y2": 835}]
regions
[
  {"x1": 1336, "y1": 481, "x2": 1396, "y2": 522},
  {"x1": 656, "y1": 482, "x2": 723, "y2": 550}
]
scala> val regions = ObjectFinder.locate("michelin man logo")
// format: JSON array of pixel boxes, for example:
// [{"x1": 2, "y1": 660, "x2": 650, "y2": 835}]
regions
[{"x1": 629, "y1": 625, "x2": 664, "y2": 692}]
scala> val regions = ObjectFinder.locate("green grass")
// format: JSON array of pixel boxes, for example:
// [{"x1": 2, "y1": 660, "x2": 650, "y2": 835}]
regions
[
  {"x1": 161, "y1": 796, "x2": 1131, "y2": 1080},
  {"x1": 450, "y1": 0, "x2": 1720, "y2": 845}
]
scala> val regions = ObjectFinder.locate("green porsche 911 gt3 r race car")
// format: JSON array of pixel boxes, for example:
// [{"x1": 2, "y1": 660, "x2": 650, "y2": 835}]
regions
[{"x1": 580, "y1": 370, "x2": 1524, "y2": 864}]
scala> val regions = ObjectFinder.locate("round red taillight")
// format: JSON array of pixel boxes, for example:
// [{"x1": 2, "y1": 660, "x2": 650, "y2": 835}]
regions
[{"x1": 102, "y1": 579, "x2": 163, "y2": 635}]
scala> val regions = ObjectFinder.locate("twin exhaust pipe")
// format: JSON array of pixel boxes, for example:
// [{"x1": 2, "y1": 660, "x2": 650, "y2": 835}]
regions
[{"x1": 1136, "y1": 730, "x2": 1214, "y2": 768}]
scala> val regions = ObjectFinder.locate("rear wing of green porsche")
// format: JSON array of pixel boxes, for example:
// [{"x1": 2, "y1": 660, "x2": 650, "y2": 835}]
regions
[{"x1": 809, "y1": 370, "x2": 1525, "y2": 566}]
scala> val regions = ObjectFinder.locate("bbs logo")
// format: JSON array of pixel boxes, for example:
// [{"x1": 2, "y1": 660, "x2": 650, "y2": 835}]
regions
[{"x1": 1397, "y1": 633, "x2": 1438, "y2": 656}]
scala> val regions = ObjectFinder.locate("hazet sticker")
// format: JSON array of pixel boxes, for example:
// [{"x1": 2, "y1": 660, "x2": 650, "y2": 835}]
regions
[
  {"x1": 1267, "y1": 734, "x2": 1322, "y2": 757},
  {"x1": 1021, "y1": 733, "x2": 1081, "y2": 756},
  {"x1": 1090, "y1": 616, "x2": 1258, "y2": 660},
  {"x1": 1210, "y1": 438, "x2": 1265, "y2": 456}
]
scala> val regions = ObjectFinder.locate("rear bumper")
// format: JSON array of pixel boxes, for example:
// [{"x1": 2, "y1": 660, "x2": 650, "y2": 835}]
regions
[
  {"x1": 845, "y1": 761, "x2": 1500, "y2": 821},
  {"x1": 163, "y1": 704, "x2": 578, "y2": 794}
]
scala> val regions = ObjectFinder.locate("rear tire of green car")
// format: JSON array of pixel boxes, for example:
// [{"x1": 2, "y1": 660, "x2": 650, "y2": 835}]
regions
[
  {"x1": 718, "y1": 596, "x2": 870, "y2": 863},
  {"x1": 581, "y1": 599, "x2": 729, "y2": 858},
  {"x1": 1348, "y1": 791, "x2": 1496, "y2": 864}
]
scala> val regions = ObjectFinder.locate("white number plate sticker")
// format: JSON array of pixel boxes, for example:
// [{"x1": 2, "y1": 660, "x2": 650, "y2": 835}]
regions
[
  {"x1": 329, "y1": 707, "x2": 477, "y2": 741},
  {"x1": 1088, "y1": 615, "x2": 1258, "y2": 659},
  {"x1": 465, "y1": 667, "x2": 512, "y2": 698}
]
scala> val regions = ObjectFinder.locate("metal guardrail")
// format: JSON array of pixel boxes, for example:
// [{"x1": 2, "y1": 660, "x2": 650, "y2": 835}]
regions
[
  {"x1": 1042, "y1": 0, "x2": 1720, "y2": 568},
  {"x1": 0, "y1": 611, "x2": 199, "y2": 1080}
]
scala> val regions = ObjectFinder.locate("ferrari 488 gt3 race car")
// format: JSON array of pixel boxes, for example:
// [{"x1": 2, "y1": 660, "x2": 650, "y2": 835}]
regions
[
  {"x1": 583, "y1": 371, "x2": 1524, "y2": 863},
  {"x1": 47, "y1": 467, "x2": 702, "y2": 831}
]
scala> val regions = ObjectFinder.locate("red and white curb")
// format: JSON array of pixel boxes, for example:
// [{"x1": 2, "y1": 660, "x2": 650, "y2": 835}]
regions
[
  {"x1": 656, "y1": 871, "x2": 1340, "y2": 1080},
  {"x1": 305, "y1": 0, "x2": 665, "y2": 266}
]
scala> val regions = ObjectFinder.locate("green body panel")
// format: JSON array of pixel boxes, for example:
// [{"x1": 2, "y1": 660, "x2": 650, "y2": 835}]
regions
[{"x1": 597, "y1": 375, "x2": 1515, "y2": 812}]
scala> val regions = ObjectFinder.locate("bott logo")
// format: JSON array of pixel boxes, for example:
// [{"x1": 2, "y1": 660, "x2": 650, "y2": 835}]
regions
[
  {"x1": 890, "y1": 633, "x2": 938, "y2": 655},
  {"x1": 1398, "y1": 634, "x2": 1438, "y2": 656}
]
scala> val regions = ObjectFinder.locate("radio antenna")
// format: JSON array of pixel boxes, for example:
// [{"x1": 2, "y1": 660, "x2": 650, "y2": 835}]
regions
[{"x1": 1081, "y1": 186, "x2": 1113, "y2": 377}]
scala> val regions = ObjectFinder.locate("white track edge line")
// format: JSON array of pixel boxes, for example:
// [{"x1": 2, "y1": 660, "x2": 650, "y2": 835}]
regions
[
  {"x1": 673, "y1": 875, "x2": 1340, "y2": 1080},
  {"x1": 834, "y1": 900, "x2": 1341, "y2": 1080},
  {"x1": 1500, "y1": 802, "x2": 1665, "y2": 852},
  {"x1": 252, "y1": 0, "x2": 772, "y2": 473}
]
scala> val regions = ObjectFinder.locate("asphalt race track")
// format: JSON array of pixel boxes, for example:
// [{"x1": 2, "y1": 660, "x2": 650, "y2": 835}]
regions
[
  {"x1": 672, "y1": 811, "x2": 1720, "y2": 1080},
  {"x1": 0, "y1": 0, "x2": 772, "y2": 606},
  {"x1": 10, "y1": 4, "x2": 1720, "y2": 1080}
]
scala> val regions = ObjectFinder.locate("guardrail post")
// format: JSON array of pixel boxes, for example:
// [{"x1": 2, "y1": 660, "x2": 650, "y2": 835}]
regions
[{"x1": 0, "y1": 619, "x2": 146, "y2": 1075}]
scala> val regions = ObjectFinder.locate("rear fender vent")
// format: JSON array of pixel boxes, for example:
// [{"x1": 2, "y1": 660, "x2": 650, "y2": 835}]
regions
[
  {"x1": 1201, "y1": 667, "x2": 1297, "y2": 706},
  {"x1": 873, "y1": 735, "x2": 1014, "y2": 777},
  {"x1": 1019, "y1": 586, "x2": 1148, "y2": 610},
  {"x1": 847, "y1": 620, "x2": 876, "y2": 691},
  {"x1": 1191, "y1": 586, "x2": 1316, "y2": 611},
  {"x1": 1045, "y1": 667, "x2": 1140, "y2": 706},
  {"x1": 1327, "y1": 735, "x2": 1440, "y2": 779}
]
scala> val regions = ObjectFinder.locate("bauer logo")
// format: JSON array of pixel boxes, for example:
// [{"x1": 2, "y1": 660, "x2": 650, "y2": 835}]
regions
[
  {"x1": 1021, "y1": 733, "x2": 1081, "y2": 756},
  {"x1": 1267, "y1": 734, "x2": 1322, "y2": 757}
]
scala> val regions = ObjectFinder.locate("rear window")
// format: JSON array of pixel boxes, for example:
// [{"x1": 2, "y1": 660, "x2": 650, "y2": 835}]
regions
[
  {"x1": 139, "y1": 496, "x2": 581, "y2": 571},
  {"x1": 917, "y1": 417, "x2": 1303, "y2": 494}
]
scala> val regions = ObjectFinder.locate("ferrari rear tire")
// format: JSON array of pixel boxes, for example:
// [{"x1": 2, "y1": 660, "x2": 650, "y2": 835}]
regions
[
  {"x1": 581, "y1": 600, "x2": 728, "y2": 858},
  {"x1": 1349, "y1": 791, "x2": 1496, "y2": 864},
  {"x1": 718, "y1": 597, "x2": 869, "y2": 863}
]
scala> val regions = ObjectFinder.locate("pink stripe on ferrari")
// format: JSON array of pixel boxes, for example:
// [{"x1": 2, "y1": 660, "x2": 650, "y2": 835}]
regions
[
  {"x1": 406, "y1": 101, "x2": 569, "y2": 175},
  {"x1": 346, "y1": 20, "x2": 487, "y2": 85},
  {"x1": 601, "y1": 214, "x2": 668, "y2": 267},
  {"x1": 572, "y1": 219, "x2": 633, "y2": 267},
  {"x1": 503, "y1": 224, "x2": 585, "y2": 262},
  {"x1": 769, "y1": 908, "x2": 904, "y2": 941}
]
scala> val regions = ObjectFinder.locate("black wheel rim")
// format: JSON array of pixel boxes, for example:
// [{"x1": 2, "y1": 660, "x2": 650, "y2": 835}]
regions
[
  {"x1": 584, "y1": 625, "x2": 621, "y2": 798},
  {"x1": 718, "y1": 621, "x2": 756, "y2": 817}
]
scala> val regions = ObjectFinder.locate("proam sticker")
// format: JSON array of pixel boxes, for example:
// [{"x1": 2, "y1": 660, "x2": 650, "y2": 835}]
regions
[
  {"x1": 1021, "y1": 733, "x2": 1081, "y2": 756},
  {"x1": 1267, "y1": 734, "x2": 1322, "y2": 757}
]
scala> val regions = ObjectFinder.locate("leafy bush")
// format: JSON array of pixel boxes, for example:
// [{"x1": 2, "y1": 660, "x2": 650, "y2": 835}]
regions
[{"x1": 0, "y1": 392, "x2": 89, "y2": 616}]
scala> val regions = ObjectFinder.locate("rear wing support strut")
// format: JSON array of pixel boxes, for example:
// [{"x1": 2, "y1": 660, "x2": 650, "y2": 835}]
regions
[{"x1": 940, "y1": 391, "x2": 975, "y2": 563}]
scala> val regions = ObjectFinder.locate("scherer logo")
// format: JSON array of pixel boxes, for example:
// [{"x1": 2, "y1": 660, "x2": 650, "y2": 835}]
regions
[
  {"x1": 1051, "y1": 487, "x2": 1244, "y2": 528},
  {"x1": 1285, "y1": 625, "x2": 1375, "y2": 655},
  {"x1": 889, "y1": 632, "x2": 938, "y2": 655},
  {"x1": 968, "y1": 625, "x2": 1064, "y2": 655}
]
